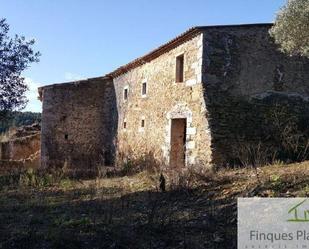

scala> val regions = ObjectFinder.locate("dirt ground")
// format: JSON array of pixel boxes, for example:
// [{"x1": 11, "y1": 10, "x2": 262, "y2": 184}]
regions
[{"x1": 0, "y1": 162, "x2": 308, "y2": 249}]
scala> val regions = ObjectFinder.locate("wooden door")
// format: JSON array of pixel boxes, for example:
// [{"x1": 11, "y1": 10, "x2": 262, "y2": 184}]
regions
[{"x1": 170, "y1": 118, "x2": 186, "y2": 168}]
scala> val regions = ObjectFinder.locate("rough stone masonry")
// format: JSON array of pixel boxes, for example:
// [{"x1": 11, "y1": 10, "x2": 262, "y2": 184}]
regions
[{"x1": 39, "y1": 24, "x2": 309, "y2": 171}]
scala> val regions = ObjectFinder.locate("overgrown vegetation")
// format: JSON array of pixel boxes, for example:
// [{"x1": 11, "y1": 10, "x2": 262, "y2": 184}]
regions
[
  {"x1": 0, "y1": 161, "x2": 308, "y2": 249},
  {"x1": 229, "y1": 98, "x2": 309, "y2": 167}
]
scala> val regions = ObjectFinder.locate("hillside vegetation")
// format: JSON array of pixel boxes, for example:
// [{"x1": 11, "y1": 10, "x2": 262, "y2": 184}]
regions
[
  {"x1": 0, "y1": 111, "x2": 41, "y2": 134},
  {"x1": 0, "y1": 161, "x2": 308, "y2": 249}
]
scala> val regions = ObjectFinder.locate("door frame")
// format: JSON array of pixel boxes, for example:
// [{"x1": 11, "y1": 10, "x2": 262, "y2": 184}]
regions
[
  {"x1": 169, "y1": 118, "x2": 187, "y2": 168},
  {"x1": 164, "y1": 103, "x2": 193, "y2": 168}
]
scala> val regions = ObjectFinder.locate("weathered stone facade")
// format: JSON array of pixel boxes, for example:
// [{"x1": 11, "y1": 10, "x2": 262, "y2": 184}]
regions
[
  {"x1": 0, "y1": 124, "x2": 40, "y2": 161},
  {"x1": 113, "y1": 33, "x2": 211, "y2": 168},
  {"x1": 39, "y1": 24, "x2": 309, "y2": 170},
  {"x1": 201, "y1": 25, "x2": 309, "y2": 166},
  {"x1": 39, "y1": 77, "x2": 117, "y2": 170}
]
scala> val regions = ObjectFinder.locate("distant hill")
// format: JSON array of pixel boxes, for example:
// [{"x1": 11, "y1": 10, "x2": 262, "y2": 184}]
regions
[{"x1": 0, "y1": 112, "x2": 41, "y2": 133}]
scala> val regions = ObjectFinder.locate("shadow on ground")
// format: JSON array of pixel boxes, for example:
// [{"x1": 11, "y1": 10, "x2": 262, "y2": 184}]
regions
[
  {"x1": 1, "y1": 162, "x2": 308, "y2": 249},
  {"x1": 0, "y1": 185, "x2": 237, "y2": 249}
]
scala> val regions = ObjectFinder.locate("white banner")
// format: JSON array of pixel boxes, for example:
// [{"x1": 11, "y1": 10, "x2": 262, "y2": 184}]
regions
[{"x1": 238, "y1": 198, "x2": 309, "y2": 249}]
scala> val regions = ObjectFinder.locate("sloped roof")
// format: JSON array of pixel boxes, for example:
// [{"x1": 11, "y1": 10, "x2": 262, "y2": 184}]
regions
[
  {"x1": 39, "y1": 23, "x2": 273, "y2": 94},
  {"x1": 106, "y1": 23, "x2": 272, "y2": 78}
]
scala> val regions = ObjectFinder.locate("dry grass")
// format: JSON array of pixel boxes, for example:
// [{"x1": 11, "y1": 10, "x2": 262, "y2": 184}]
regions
[{"x1": 0, "y1": 161, "x2": 308, "y2": 248}]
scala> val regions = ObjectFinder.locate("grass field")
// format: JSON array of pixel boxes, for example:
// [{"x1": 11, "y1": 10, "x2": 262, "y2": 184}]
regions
[{"x1": 0, "y1": 162, "x2": 308, "y2": 249}]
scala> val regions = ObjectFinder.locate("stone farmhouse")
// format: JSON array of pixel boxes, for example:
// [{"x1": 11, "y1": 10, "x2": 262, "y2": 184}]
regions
[{"x1": 38, "y1": 24, "x2": 309, "y2": 171}]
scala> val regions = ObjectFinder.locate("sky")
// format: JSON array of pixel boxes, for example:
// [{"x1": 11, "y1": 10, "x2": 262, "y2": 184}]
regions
[{"x1": 1, "y1": 0, "x2": 286, "y2": 112}]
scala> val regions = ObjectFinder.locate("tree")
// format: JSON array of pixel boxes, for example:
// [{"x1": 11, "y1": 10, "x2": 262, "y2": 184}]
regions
[
  {"x1": 270, "y1": 0, "x2": 309, "y2": 58},
  {"x1": 0, "y1": 18, "x2": 40, "y2": 114}
]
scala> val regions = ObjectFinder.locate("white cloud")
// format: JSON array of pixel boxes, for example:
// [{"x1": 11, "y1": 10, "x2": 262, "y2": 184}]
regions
[
  {"x1": 24, "y1": 77, "x2": 42, "y2": 113},
  {"x1": 64, "y1": 72, "x2": 84, "y2": 81}
]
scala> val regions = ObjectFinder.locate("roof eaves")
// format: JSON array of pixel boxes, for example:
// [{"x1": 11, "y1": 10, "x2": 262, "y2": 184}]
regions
[
  {"x1": 105, "y1": 23, "x2": 273, "y2": 78},
  {"x1": 196, "y1": 23, "x2": 273, "y2": 30},
  {"x1": 106, "y1": 27, "x2": 202, "y2": 78},
  {"x1": 38, "y1": 76, "x2": 111, "y2": 91}
]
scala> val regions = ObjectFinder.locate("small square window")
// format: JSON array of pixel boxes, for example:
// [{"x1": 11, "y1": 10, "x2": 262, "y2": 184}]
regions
[
  {"x1": 123, "y1": 121, "x2": 127, "y2": 129},
  {"x1": 176, "y1": 54, "x2": 184, "y2": 82},
  {"x1": 139, "y1": 118, "x2": 145, "y2": 133},
  {"x1": 123, "y1": 88, "x2": 128, "y2": 100},
  {"x1": 142, "y1": 82, "x2": 147, "y2": 96},
  {"x1": 64, "y1": 134, "x2": 68, "y2": 140}
]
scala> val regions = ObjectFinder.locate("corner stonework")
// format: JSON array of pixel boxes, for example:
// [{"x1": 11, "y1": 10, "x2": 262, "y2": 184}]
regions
[{"x1": 186, "y1": 33, "x2": 203, "y2": 87}]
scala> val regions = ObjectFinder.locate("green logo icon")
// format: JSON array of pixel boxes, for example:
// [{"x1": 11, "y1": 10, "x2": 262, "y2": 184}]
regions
[{"x1": 287, "y1": 199, "x2": 309, "y2": 222}]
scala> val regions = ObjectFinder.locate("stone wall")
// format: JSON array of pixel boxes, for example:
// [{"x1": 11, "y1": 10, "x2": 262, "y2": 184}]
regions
[
  {"x1": 113, "y1": 33, "x2": 212, "y2": 169},
  {"x1": 0, "y1": 124, "x2": 41, "y2": 171},
  {"x1": 202, "y1": 25, "x2": 309, "y2": 166},
  {"x1": 40, "y1": 77, "x2": 117, "y2": 170},
  {"x1": 0, "y1": 133, "x2": 40, "y2": 161},
  {"x1": 39, "y1": 25, "x2": 309, "y2": 170}
]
